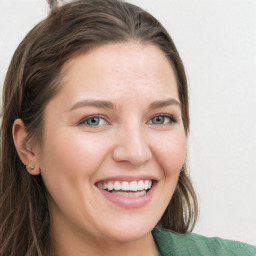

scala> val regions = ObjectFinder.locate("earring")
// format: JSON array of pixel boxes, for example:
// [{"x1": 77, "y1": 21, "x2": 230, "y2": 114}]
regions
[
  {"x1": 26, "y1": 165, "x2": 35, "y2": 171},
  {"x1": 26, "y1": 165, "x2": 40, "y2": 175}
]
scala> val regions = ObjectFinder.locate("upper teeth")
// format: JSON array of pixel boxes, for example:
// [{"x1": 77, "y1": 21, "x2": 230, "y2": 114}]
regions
[{"x1": 96, "y1": 180, "x2": 152, "y2": 192}]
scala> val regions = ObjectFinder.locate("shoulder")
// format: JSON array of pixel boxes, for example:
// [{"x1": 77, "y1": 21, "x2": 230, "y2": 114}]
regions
[{"x1": 152, "y1": 226, "x2": 256, "y2": 256}]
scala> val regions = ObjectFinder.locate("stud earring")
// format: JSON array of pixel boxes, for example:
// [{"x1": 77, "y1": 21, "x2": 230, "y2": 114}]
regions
[{"x1": 26, "y1": 165, "x2": 40, "y2": 175}]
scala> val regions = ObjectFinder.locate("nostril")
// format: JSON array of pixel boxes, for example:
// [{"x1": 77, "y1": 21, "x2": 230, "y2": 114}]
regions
[{"x1": 112, "y1": 129, "x2": 152, "y2": 165}]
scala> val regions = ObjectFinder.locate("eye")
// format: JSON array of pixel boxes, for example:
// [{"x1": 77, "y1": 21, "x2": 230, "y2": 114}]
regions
[
  {"x1": 79, "y1": 115, "x2": 109, "y2": 126},
  {"x1": 148, "y1": 114, "x2": 176, "y2": 125}
]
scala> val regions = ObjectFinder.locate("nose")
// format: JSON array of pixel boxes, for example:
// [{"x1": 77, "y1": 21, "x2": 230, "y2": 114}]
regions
[{"x1": 112, "y1": 126, "x2": 152, "y2": 166}]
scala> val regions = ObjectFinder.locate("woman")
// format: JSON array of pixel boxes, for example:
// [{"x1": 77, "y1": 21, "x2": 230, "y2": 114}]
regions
[{"x1": 0, "y1": 0, "x2": 255, "y2": 255}]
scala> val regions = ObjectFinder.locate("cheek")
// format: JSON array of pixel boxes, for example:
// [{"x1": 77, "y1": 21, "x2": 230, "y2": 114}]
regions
[
  {"x1": 37, "y1": 131, "x2": 111, "y2": 218},
  {"x1": 37, "y1": 130, "x2": 114, "y2": 210},
  {"x1": 39, "y1": 130, "x2": 110, "y2": 176},
  {"x1": 149, "y1": 129, "x2": 186, "y2": 217},
  {"x1": 152, "y1": 129, "x2": 186, "y2": 177}
]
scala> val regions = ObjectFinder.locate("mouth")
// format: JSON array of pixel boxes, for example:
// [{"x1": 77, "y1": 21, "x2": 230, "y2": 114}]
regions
[{"x1": 96, "y1": 180, "x2": 153, "y2": 198}]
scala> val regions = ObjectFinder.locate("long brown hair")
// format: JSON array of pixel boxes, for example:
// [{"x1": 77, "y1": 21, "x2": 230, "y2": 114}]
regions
[{"x1": 0, "y1": 1, "x2": 198, "y2": 255}]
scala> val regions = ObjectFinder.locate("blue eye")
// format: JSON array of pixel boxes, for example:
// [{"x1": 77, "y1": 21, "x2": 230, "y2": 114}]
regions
[
  {"x1": 148, "y1": 114, "x2": 176, "y2": 125},
  {"x1": 80, "y1": 116, "x2": 108, "y2": 126}
]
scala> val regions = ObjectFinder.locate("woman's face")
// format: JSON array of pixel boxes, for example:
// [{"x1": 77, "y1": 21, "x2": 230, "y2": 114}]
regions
[{"x1": 35, "y1": 43, "x2": 186, "y2": 244}]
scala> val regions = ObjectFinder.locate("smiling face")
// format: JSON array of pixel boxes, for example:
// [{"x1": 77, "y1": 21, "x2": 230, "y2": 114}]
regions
[{"x1": 34, "y1": 42, "x2": 186, "y2": 250}]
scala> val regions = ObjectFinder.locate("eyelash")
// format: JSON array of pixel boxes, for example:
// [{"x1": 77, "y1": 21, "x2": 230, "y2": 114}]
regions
[
  {"x1": 78, "y1": 113, "x2": 177, "y2": 127},
  {"x1": 79, "y1": 115, "x2": 109, "y2": 126},
  {"x1": 147, "y1": 113, "x2": 177, "y2": 125}
]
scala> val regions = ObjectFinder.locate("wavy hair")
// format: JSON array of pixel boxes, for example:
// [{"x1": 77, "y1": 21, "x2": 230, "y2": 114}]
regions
[{"x1": 0, "y1": 1, "x2": 198, "y2": 255}]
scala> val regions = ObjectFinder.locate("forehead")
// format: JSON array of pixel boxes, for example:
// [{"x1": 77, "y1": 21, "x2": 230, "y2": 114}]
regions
[{"x1": 56, "y1": 42, "x2": 179, "y2": 105}]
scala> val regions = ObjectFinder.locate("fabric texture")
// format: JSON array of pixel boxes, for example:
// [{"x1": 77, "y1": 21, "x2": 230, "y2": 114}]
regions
[{"x1": 152, "y1": 226, "x2": 256, "y2": 256}]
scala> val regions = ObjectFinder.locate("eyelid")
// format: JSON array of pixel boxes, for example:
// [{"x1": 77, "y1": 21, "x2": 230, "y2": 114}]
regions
[
  {"x1": 147, "y1": 113, "x2": 177, "y2": 125},
  {"x1": 77, "y1": 113, "x2": 177, "y2": 127},
  {"x1": 78, "y1": 114, "x2": 110, "y2": 126}
]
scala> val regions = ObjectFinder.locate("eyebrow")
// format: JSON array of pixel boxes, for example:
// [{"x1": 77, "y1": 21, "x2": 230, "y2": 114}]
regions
[
  {"x1": 70, "y1": 99, "x2": 117, "y2": 111},
  {"x1": 148, "y1": 98, "x2": 181, "y2": 109},
  {"x1": 70, "y1": 98, "x2": 180, "y2": 111}
]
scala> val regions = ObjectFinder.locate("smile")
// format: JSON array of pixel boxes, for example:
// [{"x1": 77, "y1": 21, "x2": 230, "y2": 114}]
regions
[
  {"x1": 95, "y1": 178, "x2": 156, "y2": 209},
  {"x1": 96, "y1": 180, "x2": 153, "y2": 198}
]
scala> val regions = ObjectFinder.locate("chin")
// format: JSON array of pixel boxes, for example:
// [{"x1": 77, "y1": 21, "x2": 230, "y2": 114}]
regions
[{"x1": 99, "y1": 218, "x2": 156, "y2": 244}]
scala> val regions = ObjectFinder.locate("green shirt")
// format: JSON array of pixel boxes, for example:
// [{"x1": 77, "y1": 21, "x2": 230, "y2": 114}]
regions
[{"x1": 152, "y1": 226, "x2": 256, "y2": 256}]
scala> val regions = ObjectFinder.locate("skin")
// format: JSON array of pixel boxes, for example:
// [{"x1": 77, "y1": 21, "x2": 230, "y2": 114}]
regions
[{"x1": 13, "y1": 42, "x2": 186, "y2": 256}]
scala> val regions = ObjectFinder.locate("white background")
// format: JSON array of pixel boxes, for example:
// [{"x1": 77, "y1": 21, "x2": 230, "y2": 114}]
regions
[{"x1": 0, "y1": 0, "x2": 255, "y2": 246}]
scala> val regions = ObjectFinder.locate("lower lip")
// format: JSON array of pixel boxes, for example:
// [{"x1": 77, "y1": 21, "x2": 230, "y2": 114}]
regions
[{"x1": 96, "y1": 181, "x2": 157, "y2": 209}]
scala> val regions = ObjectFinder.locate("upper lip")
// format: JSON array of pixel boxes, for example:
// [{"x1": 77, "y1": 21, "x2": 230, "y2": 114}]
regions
[{"x1": 95, "y1": 175, "x2": 158, "y2": 184}]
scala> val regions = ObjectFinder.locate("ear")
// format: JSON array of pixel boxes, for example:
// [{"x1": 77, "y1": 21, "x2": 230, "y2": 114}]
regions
[{"x1": 12, "y1": 118, "x2": 41, "y2": 175}]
